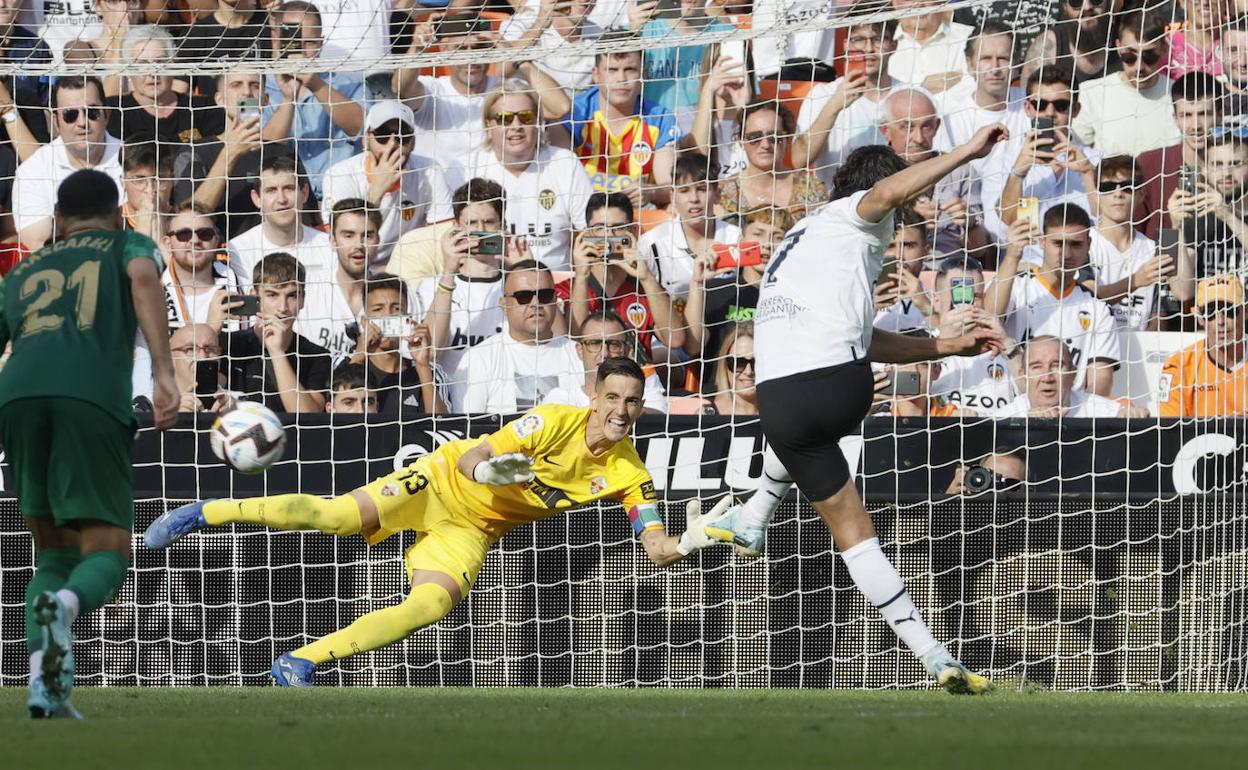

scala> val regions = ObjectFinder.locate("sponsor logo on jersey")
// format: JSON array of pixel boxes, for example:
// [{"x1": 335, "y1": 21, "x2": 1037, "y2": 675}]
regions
[
  {"x1": 589, "y1": 172, "x2": 639, "y2": 192},
  {"x1": 380, "y1": 483, "x2": 400, "y2": 498},
  {"x1": 512, "y1": 412, "x2": 544, "y2": 439},
  {"x1": 589, "y1": 476, "x2": 608, "y2": 495},
  {"x1": 626, "y1": 301, "x2": 649, "y2": 328},
  {"x1": 538, "y1": 189, "x2": 556, "y2": 210},
  {"x1": 630, "y1": 140, "x2": 654, "y2": 168}
]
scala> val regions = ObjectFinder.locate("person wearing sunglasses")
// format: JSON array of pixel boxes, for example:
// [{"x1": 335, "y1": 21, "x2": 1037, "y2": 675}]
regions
[
  {"x1": 717, "y1": 100, "x2": 827, "y2": 218},
  {"x1": 701, "y1": 321, "x2": 759, "y2": 416},
  {"x1": 1071, "y1": 7, "x2": 1181, "y2": 157},
  {"x1": 1020, "y1": 0, "x2": 1122, "y2": 89},
  {"x1": 1167, "y1": 132, "x2": 1248, "y2": 303},
  {"x1": 998, "y1": 334, "x2": 1146, "y2": 418},
  {"x1": 321, "y1": 100, "x2": 453, "y2": 265},
  {"x1": 443, "y1": 79, "x2": 595, "y2": 272},
  {"x1": 451, "y1": 259, "x2": 584, "y2": 413},
  {"x1": 13, "y1": 75, "x2": 120, "y2": 250},
  {"x1": 1159, "y1": 274, "x2": 1248, "y2": 416},
  {"x1": 542, "y1": 309, "x2": 668, "y2": 414},
  {"x1": 160, "y1": 201, "x2": 244, "y2": 333},
  {"x1": 1169, "y1": 0, "x2": 1228, "y2": 79}
]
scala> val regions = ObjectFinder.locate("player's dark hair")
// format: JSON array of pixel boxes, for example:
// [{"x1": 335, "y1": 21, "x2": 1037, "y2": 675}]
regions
[
  {"x1": 1171, "y1": 72, "x2": 1226, "y2": 105},
  {"x1": 674, "y1": 152, "x2": 715, "y2": 185},
  {"x1": 122, "y1": 141, "x2": 175, "y2": 174},
  {"x1": 1025, "y1": 65, "x2": 1079, "y2": 100},
  {"x1": 452, "y1": 177, "x2": 506, "y2": 222},
  {"x1": 331, "y1": 362, "x2": 369, "y2": 393},
  {"x1": 736, "y1": 99, "x2": 796, "y2": 141},
  {"x1": 1115, "y1": 6, "x2": 1169, "y2": 46},
  {"x1": 596, "y1": 356, "x2": 645, "y2": 388},
  {"x1": 1096, "y1": 155, "x2": 1141, "y2": 185},
  {"x1": 255, "y1": 152, "x2": 301, "y2": 193},
  {"x1": 56, "y1": 169, "x2": 119, "y2": 222},
  {"x1": 253, "y1": 251, "x2": 305, "y2": 288},
  {"x1": 586, "y1": 191, "x2": 633, "y2": 223},
  {"x1": 330, "y1": 197, "x2": 382, "y2": 231},
  {"x1": 965, "y1": 21, "x2": 1013, "y2": 60},
  {"x1": 580, "y1": 308, "x2": 626, "y2": 335},
  {"x1": 52, "y1": 75, "x2": 106, "y2": 109},
  {"x1": 1042, "y1": 203, "x2": 1093, "y2": 233},
  {"x1": 831, "y1": 144, "x2": 908, "y2": 201},
  {"x1": 364, "y1": 272, "x2": 409, "y2": 306}
]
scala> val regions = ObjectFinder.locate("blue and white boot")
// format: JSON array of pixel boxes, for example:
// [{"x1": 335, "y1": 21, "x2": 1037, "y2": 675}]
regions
[
  {"x1": 28, "y1": 679, "x2": 83, "y2": 719},
  {"x1": 33, "y1": 592, "x2": 75, "y2": 705},
  {"x1": 144, "y1": 499, "x2": 215, "y2": 549},
  {"x1": 704, "y1": 501, "x2": 767, "y2": 558},
  {"x1": 921, "y1": 649, "x2": 993, "y2": 695},
  {"x1": 271, "y1": 653, "x2": 316, "y2": 687}
]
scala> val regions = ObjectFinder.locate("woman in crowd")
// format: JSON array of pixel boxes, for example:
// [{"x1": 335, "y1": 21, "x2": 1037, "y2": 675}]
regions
[
  {"x1": 703, "y1": 321, "x2": 757, "y2": 416},
  {"x1": 716, "y1": 101, "x2": 827, "y2": 219}
]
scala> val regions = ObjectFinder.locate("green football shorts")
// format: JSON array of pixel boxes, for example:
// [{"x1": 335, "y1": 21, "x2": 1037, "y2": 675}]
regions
[{"x1": 0, "y1": 397, "x2": 135, "y2": 530}]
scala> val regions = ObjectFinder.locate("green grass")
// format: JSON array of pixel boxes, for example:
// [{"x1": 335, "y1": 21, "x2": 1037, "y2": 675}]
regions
[{"x1": 2, "y1": 688, "x2": 1247, "y2": 770}]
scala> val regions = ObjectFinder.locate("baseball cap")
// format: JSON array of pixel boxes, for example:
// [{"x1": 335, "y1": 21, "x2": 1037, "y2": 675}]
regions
[
  {"x1": 1196, "y1": 274, "x2": 1244, "y2": 309},
  {"x1": 365, "y1": 100, "x2": 415, "y2": 133}
]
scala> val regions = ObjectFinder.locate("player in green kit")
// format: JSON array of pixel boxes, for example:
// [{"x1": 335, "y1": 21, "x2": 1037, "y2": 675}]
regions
[{"x1": 0, "y1": 169, "x2": 178, "y2": 719}]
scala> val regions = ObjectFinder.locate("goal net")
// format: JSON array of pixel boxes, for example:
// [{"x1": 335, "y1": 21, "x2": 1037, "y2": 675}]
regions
[{"x1": 2, "y1": 0, "x2": 1248, "y2": 691}]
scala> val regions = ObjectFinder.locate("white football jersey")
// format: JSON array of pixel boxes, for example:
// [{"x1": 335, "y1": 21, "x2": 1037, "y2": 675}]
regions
[
  {"x1": 639, "y1": 218, "x2": 742, "y2": 299},
  {"x1": 226, "y1": 224, "x2": 337, "y2": 289},
  {"x1": 415, "y1": 274, "x2": 507, "y2": 377},
  {"x1": 297, "y1": 273, "x2": 426, "y2": 363},
  {"x1": 449, "y1": 328, "x2": 584, "y2": 413},
  {"x1": 410, "y1": 75, "x2": 500, "y2": 165},
  {"x1": 872, "y1": 294, "x2": 930, "y2": 333},
  {"x1": 1087, "y1": 229, "x2": 1159, "y2": 331},
  {"x1": 997, "y1": 390, "x2": 1124, "y2": 418},
  {"x1": 321, "y1": 151, "x2": 454, "y2": 266},
  {"x1": 444, "y1": 146, "x2": 594, "y2": 272},
  {"x1": 930, "y1": 351, "x2": 1016, "y2": 416},
  {"x1": 797, "y1": 79, "x2": 893, "y2": 188},
  {"x1": 1004, "y1": 269, "x2": 1121, "y2": 392},
  {"x1": 755, "y1": 191, "x2": 894, "y2": 384}
]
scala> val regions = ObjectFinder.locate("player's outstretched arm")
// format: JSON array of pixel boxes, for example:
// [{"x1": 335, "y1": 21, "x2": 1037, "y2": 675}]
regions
[
  {"x1": 457, "y1": 440, "x2": 536, "y2": 486},
  {"x1": 638, "y1": 495, "x2": 733, "y2": 567},
  {"x1": 857, "y1": 123, "x2": 1010, "y2": 223},
  {"x1": 869, "y1": 326, "x2": 1005, "y2": 365},
  {"x1": 129, "y1": 257, "x2": 178, "y2": 430}
]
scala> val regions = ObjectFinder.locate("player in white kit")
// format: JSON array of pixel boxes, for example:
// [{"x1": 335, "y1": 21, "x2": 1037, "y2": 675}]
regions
[{"x1": 708, "y1": 126, "x2": 1010, "y2": 694}]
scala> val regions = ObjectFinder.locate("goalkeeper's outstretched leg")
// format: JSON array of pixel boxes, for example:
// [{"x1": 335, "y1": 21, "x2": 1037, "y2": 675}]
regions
[{"x1": 144, "y1": 493, "x2": 370, "y2": 548}]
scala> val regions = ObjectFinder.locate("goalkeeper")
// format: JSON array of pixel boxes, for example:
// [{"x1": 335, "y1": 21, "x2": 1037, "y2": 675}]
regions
[{"x1": 145, "y1": 357, "x2": 732, "y2": 686}]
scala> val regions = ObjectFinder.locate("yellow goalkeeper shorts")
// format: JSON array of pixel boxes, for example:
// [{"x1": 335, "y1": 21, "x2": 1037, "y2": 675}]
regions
[{"x1": 359, "y1": 456, "x2": 493, "y2": 596}]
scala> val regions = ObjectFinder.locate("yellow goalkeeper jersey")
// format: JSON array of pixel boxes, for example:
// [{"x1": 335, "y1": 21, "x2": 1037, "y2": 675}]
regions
[{"x1": 427, "y1": 404, "x2": 658, "y2": 539}]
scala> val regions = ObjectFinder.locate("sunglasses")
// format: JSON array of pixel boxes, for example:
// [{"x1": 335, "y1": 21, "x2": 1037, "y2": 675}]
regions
[
  {"x1": 1064, "y1": 0, "x2": 1105, "y2": 7},
  {"x1": 1203, "y1": 303, "x2": 1244, "y2": 318},
  {"x1": 492, "y1": 110, "x2": 537, "y2": 126},
  {"x1": 59, "y1": 107, "x2": 105, "y2": 123},
  {"x1": 507, "y1": 288, "x2": 557, "y2": 305},
  {"x1": 1120, "y1": 48, "x2": 1164, "y2": 67},
  {"x1": 1029, "y1": 98, "x2": 1072, "y2": 113},
  {"x1": 729, "y1": 356, "x2": 756, "y2": 372},
  {"x1": 1097, "y1": 179, "x2": 1138, "y2": 193},
  {"x1": 373, "y1": 127, "x2": 414, "y2": 144},
  {"x1": 744, "y1": 131, "x2": 785, "y2": 144},
  {"x1": 169, "y1": 227, "x2": 218, "y2": 242}
]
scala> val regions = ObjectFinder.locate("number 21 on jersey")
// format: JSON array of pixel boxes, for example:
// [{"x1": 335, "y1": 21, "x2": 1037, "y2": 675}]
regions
[{"x1": 19, "y1": 260, "x2": 101, "y2": 337}]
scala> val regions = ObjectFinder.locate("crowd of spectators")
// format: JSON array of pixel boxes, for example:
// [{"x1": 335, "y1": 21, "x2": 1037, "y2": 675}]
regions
[{"x1": 2, "y1": 0, "x2": 1248, "y2": 422}]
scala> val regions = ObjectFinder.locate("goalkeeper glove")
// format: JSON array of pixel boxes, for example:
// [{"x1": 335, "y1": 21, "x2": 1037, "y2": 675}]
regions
[
  {"x1": 676, "y1": 494, "x2": 733, "y2": 556},
  {"x1": 473, "y1": 452, "x2": 536, "y2": 486}
]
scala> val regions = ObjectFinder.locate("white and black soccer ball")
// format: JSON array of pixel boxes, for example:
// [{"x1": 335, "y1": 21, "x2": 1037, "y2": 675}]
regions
[{"x1": 210, "y1": 402, "x2": 286, "y2": 474}]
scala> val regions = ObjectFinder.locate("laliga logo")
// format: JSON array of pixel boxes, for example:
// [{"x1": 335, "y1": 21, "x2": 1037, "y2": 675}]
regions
[
  {"x1": 1172, "y1": 432, "x2": 1241, "y2": 494},
  {"x1": 393, "y1": 429, "x2": 465, "y2": 470}
]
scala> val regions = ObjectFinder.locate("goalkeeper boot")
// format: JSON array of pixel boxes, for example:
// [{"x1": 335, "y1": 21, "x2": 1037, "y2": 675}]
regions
[
  {"x1": 921, "y1": 650, "x2": 993, "y2": 695},
  {"x1": 144, "y1": 499, "x2": 216, "y2": 549},
  {"x1": 703, "y1": 501, "x2": 767, "y2": 558},
  {"x1": 33, "y1": 591, "x2": 75, "y2": 705},
  {"x1": 272, "y1": 653, "x2": 315, "y2": 687}
]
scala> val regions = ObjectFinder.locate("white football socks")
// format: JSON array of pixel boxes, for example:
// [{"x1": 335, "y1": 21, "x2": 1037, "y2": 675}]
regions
[
  {"x1": 740, "y1": 446, "x2": 794, "y2": 530},
  {"x1": 840, "y1": 537, "x2": 942, "y2": 659}
]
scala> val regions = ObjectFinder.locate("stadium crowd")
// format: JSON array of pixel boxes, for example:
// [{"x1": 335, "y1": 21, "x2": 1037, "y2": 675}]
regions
[{"x1": 2, "y1": 0, "x2": 1248, "y2": 422}]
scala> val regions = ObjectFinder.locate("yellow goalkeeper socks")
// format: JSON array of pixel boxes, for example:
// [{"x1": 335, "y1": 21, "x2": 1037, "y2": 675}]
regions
[
  {"x1": 292, "y1": 582, "x2": 455, "y2": 665},
  {"x1": 202, "y1": 495, "x2": 362, "y2": 537}
]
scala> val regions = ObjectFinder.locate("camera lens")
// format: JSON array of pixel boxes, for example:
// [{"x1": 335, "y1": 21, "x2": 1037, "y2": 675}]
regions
[{"x1": 963, "y1": 466, "x2": 992, "y2": 494}]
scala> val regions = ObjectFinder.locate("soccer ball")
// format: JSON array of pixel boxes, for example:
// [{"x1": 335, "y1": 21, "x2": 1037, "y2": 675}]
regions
[{"x1": 210, "y1": 402, "x2": 286, "y2": 474}]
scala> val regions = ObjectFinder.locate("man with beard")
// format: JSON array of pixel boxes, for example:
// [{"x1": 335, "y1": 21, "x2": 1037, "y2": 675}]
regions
[
  {"x1": 1022, "y1": 0, "x2": 1124, "y2": 87},
  {"x1": 1167, "y1": 133, "x2": 1248, "y2": 302}
]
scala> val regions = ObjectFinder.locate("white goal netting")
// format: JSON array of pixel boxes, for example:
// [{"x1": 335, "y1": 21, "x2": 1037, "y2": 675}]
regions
[{"x1": 2, "y1": 0, "x2": 1248, "y2": 690}]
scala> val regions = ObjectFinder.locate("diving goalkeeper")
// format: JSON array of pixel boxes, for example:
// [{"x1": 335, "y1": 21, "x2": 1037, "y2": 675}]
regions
[{"x1": 144, "y1": 357, "x2": 732, "y2": 686}]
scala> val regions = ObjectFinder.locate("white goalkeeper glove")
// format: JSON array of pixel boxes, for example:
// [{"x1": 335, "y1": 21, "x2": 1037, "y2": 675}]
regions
[
  {"x1": 473, "y1": 452, "x2": 536, "y2": 486},
  {"x1": 676, "y1": 494, "x2": 734, "y2": 556}
]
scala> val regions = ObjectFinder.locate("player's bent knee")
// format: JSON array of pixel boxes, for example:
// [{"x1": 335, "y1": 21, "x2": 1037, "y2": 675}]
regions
[
  {"x1": 349, "y1": 490, "x2": 380, "y2": 537},
  {"x1": 394, "y1": 581, "x2": 457, "y2": 633},
  {"x1": 77, "y1": 521, "x2": 134, "y2": 559},
  {"x1": 410, "y1": 569, "x2": 464, "y2": 605}
]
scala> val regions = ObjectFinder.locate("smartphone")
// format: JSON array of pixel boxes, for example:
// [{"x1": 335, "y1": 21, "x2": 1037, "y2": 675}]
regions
[
  {"x1": 656, "y1": 0, "x2": 682, "y2": 19},
  {"x1": 1158, "y1": 228, "x2": 1180, "y2": 260},
  {"x1": 1017, "y1": 196, "x2": 1040, "y2": 228},
  {"x1": 592, "y1": 235, "x2": 631, "y2": 259},
  {"x1": 469, "y1": 231, "x2": 503, "y2": 256},
  {"x1": 279, "y1": 23, "x2": 301, "y2": 58},
  {"x1": 237, "y1": 97, "x2": 261, "y2": 122},
  {"x1": 1179, "y1": 165, "x2": 1200, "y2": 195},
  {"x1": 886, "y1": 370, "x2": 922, "y2": 397},
  {"x1": 374, "y1": 315, "x2": 413, "y2": 338},
  {"x1": 720, "y1": 39, "x2": 746, "y2": 66},
  {"x1": 712, "y1": 242, "x2": 764, "y2": 271},
  {"x1": 1033, "y1": 115, "x2": 1055, "y2": 143},
  {"x1": 435, "y1": 16, "x2": 490, "y2": 38},
  {"x1": 227, "y1": 294, "x2": 260, "y2": 316},
  {"x1": 950, "y1": 276, "x2": 976, "y2": 306}
]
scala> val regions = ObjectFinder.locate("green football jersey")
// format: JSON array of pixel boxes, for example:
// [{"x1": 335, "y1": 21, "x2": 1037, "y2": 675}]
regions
[{"x1": 0, "y1": 228, "x2": 161, "y2": 425}]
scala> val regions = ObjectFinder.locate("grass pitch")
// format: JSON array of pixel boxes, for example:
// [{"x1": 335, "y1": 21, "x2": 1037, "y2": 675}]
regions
[{"x1": 2, "y1": 688, "x2": 1246, "y2": 770}]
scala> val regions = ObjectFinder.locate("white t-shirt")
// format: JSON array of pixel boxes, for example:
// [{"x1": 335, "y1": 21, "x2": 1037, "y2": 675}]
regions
[
  {"x1": 996, "y1": 389, "x2": 1124, "y2": 418},
  {"x1": 797, "y1": 79, "x2": 893, "y2": 188},
  {"x1": 749, "y1": 0, "x2": 836, "y2": 77},
  {"x1": 313, "y1": 0, "x2": 390, "y2": 64},
  {"x1": 755, "y1": 191, "x2": 894, "y2": 383},
  {"x1": 1071, "y1": 73, "x2": 1182, "y2": 157},
  {"x1": 1087, "y1": 229, "x2": 1159, "y2": 331},
  {"x1": 296, "y1": 272, "x2": 425, "y2": 363},
  {"x1": 226, "y1": 224, "x2": 337, "y2": 289},
  {"x1": 1004, "y1": 269, "x2": 1121, "y2": 392},
  {"x1": 321, "y1": 151, "x2": 454, "y2": 265},
  {"x1": 444, "y1": 146, "x2": 594, "y2": 271},
  {"x1": 500, "y1": 14, "x2": 601, "y2": 93},
  {"x1": 872, "y1": 294, "x2": 930, "y2": 333},
  {"x1": 888, "y1": 20, "x2": 973, "y2": 86},
  {"x1": 12, "y1": 135, "x2": 125, "y2": 237},
  {"x1": 410, "y1": 75, "x2": 500, "y2": 166},
  {"x1": 930, "y1": 351, "x2": 1016, "y2": 416},
  {"x1": 26, "y1": 1, "x2": 101, "y2": 63},
  {"x1": 933, "y1": 90, "x2": 1031, "y2": 212},
  {"x1": 979, "y1": 134, "x2": 1102, "y2": 242},
  {"x1": 449, "y1": 327, "x2": 584, "y2": 413},
  {"x1": 711, "y1": 120, "x2": 748, "y2": 179},
  {"x1": 639, "y1": 217, "x2": 741, "y2": 299},
  {"x1": 162, "y1": 261, "x2": 242, "y2": 330},
  {"x1": 415, "y1": 273, "x2": 507, "y2": 377},
  {"x1": 542, "y1": 372, "x2": 669, "y2": 413}
]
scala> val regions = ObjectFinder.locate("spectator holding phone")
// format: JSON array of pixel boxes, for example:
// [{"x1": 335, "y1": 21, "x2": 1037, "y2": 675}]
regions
[
  {"x1": 999, "y1": 335, "x2": 1146, "y2": 418},
  {"x1": 499, "y1": 0, "x2": 604, "y2": 94},
  {"x1": 161, "y1": 202, "x2": 244, "y2": 332},
  {"x1": 559, "y1": 192, "x2": 683, "y2": 361},
  {"x1": 1167, "y1": 133, "x2": 1248, "y2": 302},
  {"x1": 325, "y1": 363, "x2": 379, "y2": 415},
  {"x1": 419, "y1": 179, "x2": 513, "y2": 378},
  {"x1": 169, "y1": 324, "x2": 227, "y2": 413},
  {"x1": 873, "y1": 360, "x2": 966, "y2": 418},
  {"x1": 873, "y1": 214, "x2": 933, "y2": 333},
  {"x1": 348, "y1": 274, "x2": 443, "y2": 414},
  {"x1": 688, "y1": 50, "x2": 752, "y2": 180},
  {"x1": 177, "y1": 0, "x2": 272, "y2": 99},
  {"x1": 639, "y1": 152, "x2": 740, "y2": 300}
]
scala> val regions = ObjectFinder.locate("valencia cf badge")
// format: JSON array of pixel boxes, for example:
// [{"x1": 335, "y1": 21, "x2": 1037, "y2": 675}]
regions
[
  {"x1": 538, "y1": 189, "x2": 556, "y2": 210},
  {"x1": 626, "y1": 301, "x2": 649, "y2": 328}
]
